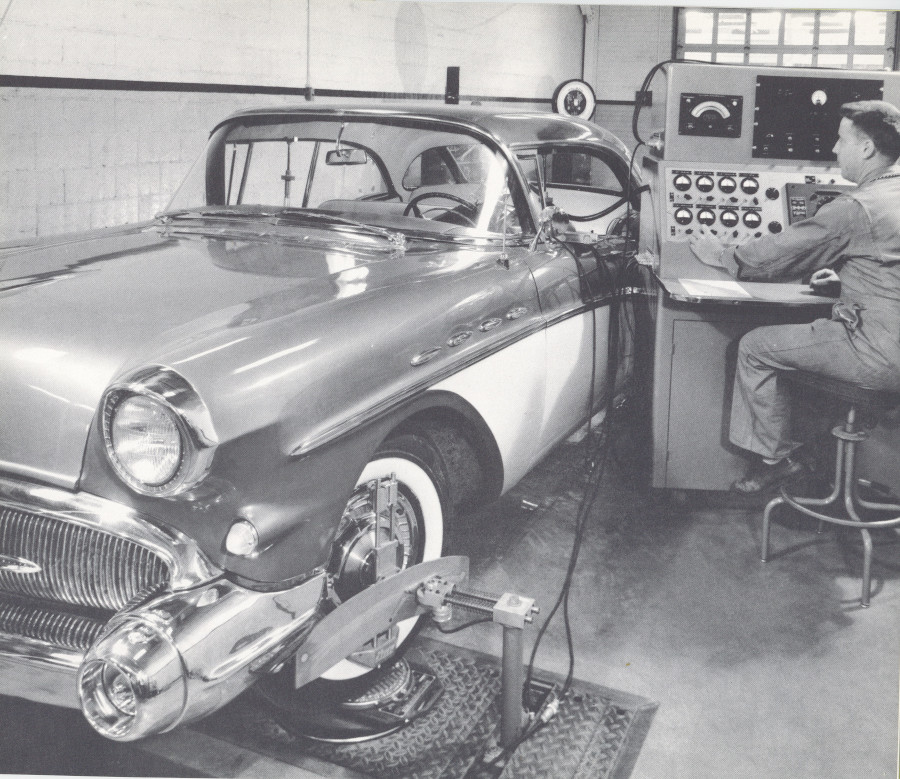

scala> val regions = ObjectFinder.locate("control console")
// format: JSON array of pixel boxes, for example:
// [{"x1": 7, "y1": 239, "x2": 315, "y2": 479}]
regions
[{"x1": 664, "y1": 165, "x2": 851, "y2": 245}]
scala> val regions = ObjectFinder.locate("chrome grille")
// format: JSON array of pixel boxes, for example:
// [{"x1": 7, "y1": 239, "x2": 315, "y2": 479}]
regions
[
  {"x1": 0, "y1": 595, "x2": 105, "y2": 651},
  {"x1": 0, "y1": 505, "x2": 171, "y2": 612}
]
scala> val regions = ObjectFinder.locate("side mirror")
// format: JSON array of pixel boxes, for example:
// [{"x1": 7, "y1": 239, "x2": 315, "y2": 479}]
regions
[{"x1": 325, "y1": 148, "x2": 369, "y2": 166}]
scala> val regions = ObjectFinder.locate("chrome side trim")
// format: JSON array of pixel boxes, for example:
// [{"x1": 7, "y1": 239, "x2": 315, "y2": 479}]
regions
[
  {"x1": 288, "y1": 299, "x2": 616, "y2": 458},
  {"x1": 289, "y1": 318, "x2": 547, "y2": 457},
  {"x1": 0, "y1": 475, "x2": 218, "y2": 590}
]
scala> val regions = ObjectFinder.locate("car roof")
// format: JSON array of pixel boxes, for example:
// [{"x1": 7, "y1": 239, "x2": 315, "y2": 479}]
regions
[{"x1": 213, "y1": 103, "x2": 630, "y2": 155}]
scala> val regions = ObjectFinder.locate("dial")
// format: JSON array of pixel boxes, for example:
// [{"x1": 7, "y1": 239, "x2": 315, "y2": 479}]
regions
[
  {"x1": 740, "y1": 177, "x2": 759, "y2": 195},
  {"x1": 720, "y1": 209, "x2": 739, "y2": 228},
  {"x1": 718, "y1": 177, "x2": 737, "y2": 194},
  {"x1": 673, "y1": 174, "x2": 692, "y2": 192},
  {"x1": 697, "y1": 208, "x2": 716, "y2": 226},
  {"x1": 674, "y1": 208, "x2": 693, "y2": 226},
  {"x1": 743, "y1": 211, "x2": 762, "y2": 229},
  {"x1": 696, "y1": 176, "x2": 714, "y2": 193}
]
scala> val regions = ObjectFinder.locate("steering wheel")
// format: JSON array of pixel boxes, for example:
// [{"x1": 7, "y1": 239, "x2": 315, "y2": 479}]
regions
[{"x1": 404, "y1": 192, "x2": 479, "y2": 226}]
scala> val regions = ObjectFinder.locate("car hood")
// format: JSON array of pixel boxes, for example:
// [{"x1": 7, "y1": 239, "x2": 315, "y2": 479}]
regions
[{"x1": 0, "y1": 222, "x2": 476, "y2": 488}]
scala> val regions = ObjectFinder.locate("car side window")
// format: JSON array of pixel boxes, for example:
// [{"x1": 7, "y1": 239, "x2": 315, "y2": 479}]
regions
[
  {"x1": 401, "y1": 144, "x2": 495, "y2": 191},
  {"x1": 519, "y1": 146, "x2": 628, "y2": 233},
  {"x1": 401, "y1": 148, "x2": 457, "y2": 190}
]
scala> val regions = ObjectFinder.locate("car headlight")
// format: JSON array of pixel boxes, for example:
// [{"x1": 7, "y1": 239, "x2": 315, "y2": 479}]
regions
[{"x1": 102, "y1": 367, "x2": 218, "y2": 497}]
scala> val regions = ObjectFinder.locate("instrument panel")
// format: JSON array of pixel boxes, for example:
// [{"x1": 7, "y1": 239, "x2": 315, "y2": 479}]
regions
[
  {"x1": 663, "y1": 164, "x2": 850, "y2": 245},
  {"x1": 752, "y1": 74, "x2": 883, "y2": 161}
]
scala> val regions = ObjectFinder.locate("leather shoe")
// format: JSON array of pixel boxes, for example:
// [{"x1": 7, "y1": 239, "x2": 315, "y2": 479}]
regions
[{"x1": 731, "y1": 457, "x2": 804, "y2": 494}]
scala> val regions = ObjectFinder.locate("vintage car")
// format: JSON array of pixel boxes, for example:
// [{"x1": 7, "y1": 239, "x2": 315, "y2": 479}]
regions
[{"x1": 0, "y1": 104, "x2": 639, "y2": 740}]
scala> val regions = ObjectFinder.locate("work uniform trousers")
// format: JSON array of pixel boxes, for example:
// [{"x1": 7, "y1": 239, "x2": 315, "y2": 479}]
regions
[{"x1": 730, "y1": 314, "x2": 900, "y2": 461}]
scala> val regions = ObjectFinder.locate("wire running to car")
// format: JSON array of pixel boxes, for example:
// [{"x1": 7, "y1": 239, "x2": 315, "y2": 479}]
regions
[{"x1": 481, "y1": 188, "x2": 644, "y2": 772}]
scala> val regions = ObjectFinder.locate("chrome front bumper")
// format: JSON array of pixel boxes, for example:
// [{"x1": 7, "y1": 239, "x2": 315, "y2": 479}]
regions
[{"x1": 0, "y1": 475, "x2": 327, "y2": 740}]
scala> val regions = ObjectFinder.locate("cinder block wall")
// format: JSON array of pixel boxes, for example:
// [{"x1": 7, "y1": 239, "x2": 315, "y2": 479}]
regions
[{"x1": 0, "y1": 1, "x2": 661, "y2": 243}]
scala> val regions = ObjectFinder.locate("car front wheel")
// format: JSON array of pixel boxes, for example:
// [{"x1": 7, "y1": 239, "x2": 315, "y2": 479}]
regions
[{"x1": 319, "y1": 433, "x2": 449, "y2": 680}]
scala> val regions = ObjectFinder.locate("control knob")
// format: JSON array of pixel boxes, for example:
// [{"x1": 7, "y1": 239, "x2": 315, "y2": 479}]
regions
[
  {"x1": 768, "y1": 221, "x2": 783, "y2": 234},
  {"x1": 765, "y1": 187, "x2": 780, "y2": 200}
]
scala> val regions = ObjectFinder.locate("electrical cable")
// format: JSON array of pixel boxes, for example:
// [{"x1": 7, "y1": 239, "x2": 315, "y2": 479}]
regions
[
  {"x1": 483, "y1": 184, "x2": 639, "y2": 769},
  {"x1": 488, "y1": 58, "x2": 730, "y2": 766},
  {"x1": 436, "y1": 615, "x2": 493, "y2": 634}
]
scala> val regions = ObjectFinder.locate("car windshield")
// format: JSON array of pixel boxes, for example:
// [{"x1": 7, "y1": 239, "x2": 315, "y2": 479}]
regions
[{"x1": 165, "y1": 115, "x2": 528, "y2": 238}]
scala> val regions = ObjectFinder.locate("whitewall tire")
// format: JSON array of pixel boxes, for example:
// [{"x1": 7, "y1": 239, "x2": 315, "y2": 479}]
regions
[
  {"x1": 320, "y1": 441, "x2": 446, "y2": 680},
  {"x1": 552, "y1": 79, "x2": 597, "y2": 119}
]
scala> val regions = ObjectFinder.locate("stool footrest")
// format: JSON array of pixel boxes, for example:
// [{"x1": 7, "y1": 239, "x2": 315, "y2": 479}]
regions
[{"x1": 778, "y1": 487, "x2": 900, "y2": 529}]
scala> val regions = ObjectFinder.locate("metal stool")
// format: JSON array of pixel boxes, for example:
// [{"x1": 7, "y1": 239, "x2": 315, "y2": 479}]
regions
[{"x1": 762, "y1": 372, "x2": 900, "y2": 607}]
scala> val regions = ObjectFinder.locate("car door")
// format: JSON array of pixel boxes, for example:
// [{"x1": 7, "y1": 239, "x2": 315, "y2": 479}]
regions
[{"x1": 515, "y1": 145, "x2": 632, "y2": 463}]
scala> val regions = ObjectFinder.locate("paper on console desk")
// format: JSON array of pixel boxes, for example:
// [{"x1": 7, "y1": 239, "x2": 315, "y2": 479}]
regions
[{"x1": 678, "y1": 278, "x2": 753, "y2": 298}]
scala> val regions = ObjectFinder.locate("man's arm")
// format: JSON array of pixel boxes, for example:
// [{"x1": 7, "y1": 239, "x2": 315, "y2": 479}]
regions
[{"x1": 690, "y1": 196, "x2": 858, "y2": 281}]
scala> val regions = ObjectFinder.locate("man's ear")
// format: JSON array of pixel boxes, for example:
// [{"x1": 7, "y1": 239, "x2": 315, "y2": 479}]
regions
[{"x1": 860, "y1": 135, "x2": 877, "y2": 159}]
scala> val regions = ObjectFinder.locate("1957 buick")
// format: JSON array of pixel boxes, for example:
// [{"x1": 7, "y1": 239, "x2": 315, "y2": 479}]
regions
[{"x1": 0, "y1": 104, "x2": 639, "y2": 739}]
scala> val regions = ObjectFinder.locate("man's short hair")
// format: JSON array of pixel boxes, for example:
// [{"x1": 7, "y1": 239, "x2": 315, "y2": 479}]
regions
[{"x1": 840, "y1": 100, "x2": 900, "y2": 160}]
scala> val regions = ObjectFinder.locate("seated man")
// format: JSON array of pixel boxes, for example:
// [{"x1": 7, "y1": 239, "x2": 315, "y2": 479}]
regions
[{"x1": 689, "y1": 100, "x2": 900, "y2": 494}]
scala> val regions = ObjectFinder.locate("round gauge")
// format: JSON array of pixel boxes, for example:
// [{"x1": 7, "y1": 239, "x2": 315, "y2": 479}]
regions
[
  {"x1": 674, "y1": 208, "x2": 693, "y2": 225},
  {"x1": 697, "y1": 208, "x2": 716, "y2": 226},
  {"x1": 740, "y1": 177, "x2": 759, "y2": 195},
  {"x1": 718, "y1": 177, "x2": 737, "y2": 194},
  {"x1": 720, "y1": 209, "x2": 739, "y2": 228},
  {"x1": 551, "y1": 80, "x2": 596, "y2": 119},
  {"x1": 696, "y1": 176, "x2": 714, "y2": 193},
  {"x1": 743, "y1": 211, "x2": 762, "y2": 229},
  {"x1": 673, "y1": 174, "x2": 692, "y2": 191},
  {"x1": 811, "y1": 89, "x2": 828, "y2": 106}
]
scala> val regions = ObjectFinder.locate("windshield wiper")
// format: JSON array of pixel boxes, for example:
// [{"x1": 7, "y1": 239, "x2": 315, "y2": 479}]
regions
[{"x1": 158, "y1": 206, "x2": 277, "y2": 221}]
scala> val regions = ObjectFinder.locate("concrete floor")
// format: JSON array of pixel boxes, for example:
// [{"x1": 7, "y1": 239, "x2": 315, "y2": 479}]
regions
[
  {"x1": 1, "y1": 437, "x2": 898, "y2": 778},
  {"x1": 434, "y1": 440, "x2": 900, "y2": 779}
]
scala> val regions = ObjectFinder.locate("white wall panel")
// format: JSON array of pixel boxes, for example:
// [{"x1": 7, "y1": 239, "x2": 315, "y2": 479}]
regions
[{"x1": 0, "y1": 1, "x2": 665, "y2": 243}]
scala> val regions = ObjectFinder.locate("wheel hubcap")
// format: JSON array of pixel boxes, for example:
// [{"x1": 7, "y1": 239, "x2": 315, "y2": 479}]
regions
[{"x1": 329, "y1": 479, "x2": 421, "y2": 604}]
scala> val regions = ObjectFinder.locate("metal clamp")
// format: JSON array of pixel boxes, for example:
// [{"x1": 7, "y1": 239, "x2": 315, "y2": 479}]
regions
[{"x1": 416, "y1": 578, "x2": 539, "y2": 748}]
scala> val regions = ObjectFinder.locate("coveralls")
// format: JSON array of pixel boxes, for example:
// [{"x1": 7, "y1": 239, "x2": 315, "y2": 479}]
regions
[{"x1": 719, "y1": 165, "x2": 900, "y2": 460}]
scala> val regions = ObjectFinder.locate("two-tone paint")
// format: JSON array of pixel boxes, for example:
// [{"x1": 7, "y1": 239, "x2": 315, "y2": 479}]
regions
[{"x1": 0, "y1": 105, "x2": 637, "y2": 737}]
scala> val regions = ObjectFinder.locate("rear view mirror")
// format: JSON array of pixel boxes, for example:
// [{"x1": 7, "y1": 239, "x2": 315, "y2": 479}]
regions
[{"x1": 325, "y1": 148, "x2": 369, "y2": 166}]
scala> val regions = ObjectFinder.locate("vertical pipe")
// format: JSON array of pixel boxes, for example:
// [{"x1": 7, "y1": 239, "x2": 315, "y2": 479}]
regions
[{"x1": 500, "y1": 625, "x2": 524, "y2": 749}]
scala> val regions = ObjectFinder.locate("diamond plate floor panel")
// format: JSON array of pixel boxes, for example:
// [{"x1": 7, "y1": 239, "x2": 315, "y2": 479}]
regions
[{"x1": 196, "y1": 637, "x2": 657, "y2": 779}]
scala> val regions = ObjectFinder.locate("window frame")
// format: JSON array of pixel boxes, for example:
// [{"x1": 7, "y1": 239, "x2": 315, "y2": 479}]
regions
[{"x1": 676, "y1": 8, "x2": 899, "y2": 71}]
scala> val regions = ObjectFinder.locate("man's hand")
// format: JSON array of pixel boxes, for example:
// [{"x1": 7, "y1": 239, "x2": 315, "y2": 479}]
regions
[
  {"x1": 809, "y1": 267, "x2": 841, "y2": 297},
  {"x1": 688, "y1": 228, "x2": 726, "y2": 268},
  {"x1": 810, "y1": 268, "x2": 840, "y2": 285}
]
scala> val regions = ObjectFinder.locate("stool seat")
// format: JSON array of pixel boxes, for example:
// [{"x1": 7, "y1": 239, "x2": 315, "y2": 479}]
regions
[
  {"x1": 762, "y1": 370, "x2": 900, "y2": 608},
  {"x1": 783, "y1": 370, "x2": 900, "y2": 412}
]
